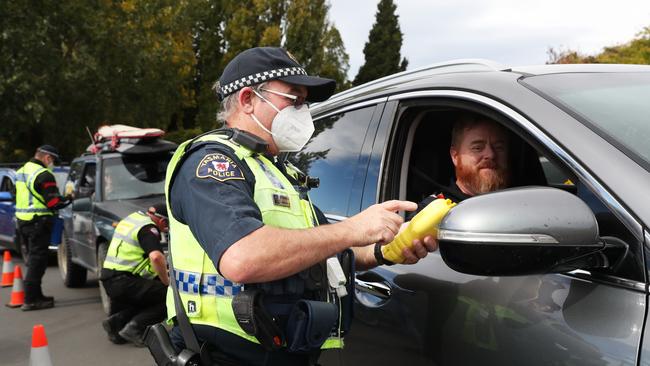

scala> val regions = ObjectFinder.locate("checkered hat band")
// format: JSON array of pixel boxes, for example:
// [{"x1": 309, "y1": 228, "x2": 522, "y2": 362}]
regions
[{"x1": 219, "y1": 67, "x2": 307, "y2": 96}]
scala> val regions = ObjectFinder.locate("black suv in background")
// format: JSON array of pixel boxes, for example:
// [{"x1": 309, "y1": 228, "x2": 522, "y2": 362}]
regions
[
  {"x1": 58, "y1": 137, "x2": 176, "y2": 313},
  {"x1": 293, "y1": 61, "x2": 650, "y2": 365}
]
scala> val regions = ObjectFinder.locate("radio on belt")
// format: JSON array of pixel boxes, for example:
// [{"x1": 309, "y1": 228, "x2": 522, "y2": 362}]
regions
[{"x1": 326, "y1": 257, "x2": 348, "y2": 297}]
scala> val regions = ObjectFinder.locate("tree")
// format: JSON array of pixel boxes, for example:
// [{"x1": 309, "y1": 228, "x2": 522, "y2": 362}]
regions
[
  {"x1": 284, "y1": 0, "x2": 349, "y2": 91},
  {"x1": 0, "y1": 0, "x2": 350, "y2": 161},
  {"x1": 353, "y1": 0, "x2": 407, "y2": 86},
  {"x1": 547, "y1": 27, "x2": 650, "y2": 65}
]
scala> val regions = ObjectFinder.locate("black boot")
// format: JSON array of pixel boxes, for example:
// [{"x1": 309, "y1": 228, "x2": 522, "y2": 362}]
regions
[
  {"x1": 102, "y1": 311, "x2": 131, "y2": 344},
  {"x1": 21, "y1": 297, "x2": 54, "y2": 311},
  {"x1": 118, "y1": 321, "x2": 146, "y2": 347}
]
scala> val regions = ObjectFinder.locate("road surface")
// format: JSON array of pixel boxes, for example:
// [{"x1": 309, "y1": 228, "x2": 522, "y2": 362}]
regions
[{"x1": 0, "y1": 258, "x2": 153, "y2": 366}]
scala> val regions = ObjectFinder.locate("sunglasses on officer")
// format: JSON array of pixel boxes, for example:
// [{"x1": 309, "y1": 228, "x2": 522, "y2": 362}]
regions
[{"x1": 257, "y1": 87, "x2": 310, "y2": 109}]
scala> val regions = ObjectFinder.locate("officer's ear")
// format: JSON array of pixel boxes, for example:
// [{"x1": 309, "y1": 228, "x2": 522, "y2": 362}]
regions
[{"x1": 238, "y1": 87, "x2": 256, "y2": 114}]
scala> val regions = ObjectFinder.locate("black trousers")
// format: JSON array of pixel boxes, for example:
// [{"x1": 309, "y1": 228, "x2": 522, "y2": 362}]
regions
[
  {"x1": 102, "y1": 272, "x2": 167, "y2": 329},
  {"x1": 18, "y1": 215, "x2": 53, "y2": 302},
  {"x1": 170, "y1": 325, "x2": 320, "y2": 366}
]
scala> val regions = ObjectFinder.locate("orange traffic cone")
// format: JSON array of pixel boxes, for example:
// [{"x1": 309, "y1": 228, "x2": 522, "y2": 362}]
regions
[
  {"x1": 1, "y1": 250, "x2": 14, "y2": 287},
  {"x1": 6, "y1": 265, "x2": 25, "y2": 308},
  {"x1": 30, "y1": 324, "x2": 53, "y2": 366}
]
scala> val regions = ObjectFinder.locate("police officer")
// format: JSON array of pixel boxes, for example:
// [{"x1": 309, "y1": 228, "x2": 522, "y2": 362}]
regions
[
  {"x1": 165, "y1": 47, "x2": 437, "y2": 365},
  {"x1": 100, "y1": 203, "x2": 170, "y2": 346},
  {"x1": 15, "y1": 145, "x2": 72, "y2": 311}
]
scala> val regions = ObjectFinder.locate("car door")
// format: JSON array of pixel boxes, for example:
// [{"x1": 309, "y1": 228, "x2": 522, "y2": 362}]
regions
[
  {"x1": 71, "y1": 161, "x2": 97, "y2": 266},
  {"x1": 330, "y1": 93, "x2": 646, "y2": 366},
  {"x1": 0, "y1": 171, "x2": 16, "y2": 246}
]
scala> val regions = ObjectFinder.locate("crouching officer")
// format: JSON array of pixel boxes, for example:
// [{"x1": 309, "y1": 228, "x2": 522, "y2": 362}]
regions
[
  {"x1": 101, "y1": 203, "x2": 170, "y2": 346},
  {"x1": 163, "y1": 47, "x2": 438, "y2": 366},
  {"x1": 15, "y1": 145, "x2": 72, "y2": 311}
]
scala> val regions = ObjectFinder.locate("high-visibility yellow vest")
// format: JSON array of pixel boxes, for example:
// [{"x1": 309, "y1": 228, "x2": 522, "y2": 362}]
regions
[
  {"x1": 165, "y1": 132, "x2": 343, "y2": 349},
  {"x1": 103, "y1": 211, "x2": 158, "y2": 279},
  {"x1": 15, "y1": 161, "x2": 55, "y2": 221}
]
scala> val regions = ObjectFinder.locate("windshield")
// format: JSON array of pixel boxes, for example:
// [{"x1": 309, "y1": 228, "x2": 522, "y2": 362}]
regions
[
  {"x1": 103, "y1": 154, "x2": 171, "y2": 201},
  {"x1": 522, "y1": 72, "x2": 650, "y2": 170}
]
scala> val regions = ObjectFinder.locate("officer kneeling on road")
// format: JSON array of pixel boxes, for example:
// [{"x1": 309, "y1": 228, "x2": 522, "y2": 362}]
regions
[
  {"x1": 16, "y1": 145, "x2": 72, "y2": 311},
  {"x1": 101, "y1": 203, "x2": 170, "y2": 346},
  {"x1": 163, "y1": 47, "x2": 437, "y2": 366}
]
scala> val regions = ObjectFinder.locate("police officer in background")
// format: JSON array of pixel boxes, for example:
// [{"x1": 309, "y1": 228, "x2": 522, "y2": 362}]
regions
[
  {"x1": 165, "y1": 47, "x2": 437, "y2": 366},
  {"x1": 15, "y1": 145, "x2": 72, "y2": 311},
  {"x1": 101, "y1": 203, "x2": 170, "y2": 346}
]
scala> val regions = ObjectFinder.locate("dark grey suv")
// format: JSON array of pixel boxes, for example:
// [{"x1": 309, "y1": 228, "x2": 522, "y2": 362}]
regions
[{"x1": 292, "y1": 61, "x2": 650, "y2": 365}]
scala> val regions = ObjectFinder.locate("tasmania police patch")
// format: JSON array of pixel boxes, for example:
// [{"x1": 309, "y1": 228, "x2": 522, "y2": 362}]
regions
[{"x1": 196, "y1": 153, "x2": 244, "y2": 182}]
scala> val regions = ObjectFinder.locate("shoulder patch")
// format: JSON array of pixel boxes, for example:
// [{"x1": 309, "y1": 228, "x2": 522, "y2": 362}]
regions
[{"x1": 196, "y1": 153, "x2": 245, "y2": 182}]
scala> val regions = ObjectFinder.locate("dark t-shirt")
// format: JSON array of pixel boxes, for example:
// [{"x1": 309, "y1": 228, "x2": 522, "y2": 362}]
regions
[
  {"x1": 101, "y1": 223, "x2": 164, "y2": 279},
  {"x1": 407, "y1": 181, "x2": 471, "y2": 221},
  {"x1": 168, "y1": 142, "x2": 265, "y2": 274}
]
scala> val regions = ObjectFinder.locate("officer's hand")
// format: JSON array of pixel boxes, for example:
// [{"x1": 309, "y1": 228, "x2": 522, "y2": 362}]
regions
[
  {"x1": 344, "y1": 200, "x2": 417, "y2": 246},
  {"x1": 400, "y1": 235, "x2": 438, "y2": 264}
]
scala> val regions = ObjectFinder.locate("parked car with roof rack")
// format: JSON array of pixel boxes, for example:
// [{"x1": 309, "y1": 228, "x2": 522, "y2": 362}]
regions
[{"x1": 57, "y1": 125, "x2": 176, "y2": 314}]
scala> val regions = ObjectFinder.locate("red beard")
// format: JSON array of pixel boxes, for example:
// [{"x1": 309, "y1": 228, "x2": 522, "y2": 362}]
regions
[{"x1": 456, "y1": 157, "x2": 509, "y2": 195}]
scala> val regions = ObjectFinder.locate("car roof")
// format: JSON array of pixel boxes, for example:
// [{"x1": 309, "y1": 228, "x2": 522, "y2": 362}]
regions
[{"x1": 312, "y1": 60, "x2": 650, "y2": 114}]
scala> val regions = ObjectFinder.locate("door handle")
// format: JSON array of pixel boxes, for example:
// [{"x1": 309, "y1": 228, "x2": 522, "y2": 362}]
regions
[{"x1": 355, "y1": 278, "x2": 392, "y2": 299}]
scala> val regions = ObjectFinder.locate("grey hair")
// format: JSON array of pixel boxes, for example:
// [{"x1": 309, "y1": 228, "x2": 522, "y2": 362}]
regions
[{"x1": 216, "y1": 81, "x2": 269, "y2": 124}]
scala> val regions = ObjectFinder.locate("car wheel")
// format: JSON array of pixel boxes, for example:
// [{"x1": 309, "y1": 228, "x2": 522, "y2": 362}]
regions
[
  {"x1": 96, "y1": 240, "x2": 114, "y2": 315},
  {"x1": 57, "y1": 231, "x2": 87, "y2": 287}
]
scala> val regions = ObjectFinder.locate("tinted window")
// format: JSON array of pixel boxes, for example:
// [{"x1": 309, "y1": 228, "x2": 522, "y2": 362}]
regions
[
  {"x1": 523, "y1": 73, "x2": 650, "y2": 169},
  {"x1": 290, "y1": 107, "x2": 375, "y2": 216},
  {"x1": 0, "y1": 176, "x2": 14, "y2": 192},
  {"x1": 103, "y1": 154, "x2": 171, "y2": 201}
]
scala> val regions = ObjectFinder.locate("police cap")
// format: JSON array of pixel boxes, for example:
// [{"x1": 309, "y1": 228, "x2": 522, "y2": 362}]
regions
[{"x1": 216, "y1": 47, "x2": 336, "y2": 103}]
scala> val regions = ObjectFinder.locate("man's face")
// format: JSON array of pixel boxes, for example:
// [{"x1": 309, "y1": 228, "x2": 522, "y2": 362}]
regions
[
  {"x1": 44, "y1": 154, "x2": 55, "y2": 168},
  {"x1": 250, "y1": 80, "x2": 308, "y2": 152},
  {"x1": 450, "y1": 121, "x2": 510, "y2": 196}
]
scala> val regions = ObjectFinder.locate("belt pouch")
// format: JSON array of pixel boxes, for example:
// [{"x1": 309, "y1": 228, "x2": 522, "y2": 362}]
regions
[
  {"x1": 286, "y1": 299, "x2": 338, "y2": 353},
  {"x1": 232, "y1": 289, "x2": 284, "y2": 351}
]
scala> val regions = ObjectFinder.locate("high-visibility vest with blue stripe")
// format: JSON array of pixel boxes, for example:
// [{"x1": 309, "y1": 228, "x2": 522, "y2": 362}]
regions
[
  {"x1": 165, "y1": 133, "x2": 343, "y2": 349},
  {"x1": 15, "y1": 161, "x2": 55, "y2": 221},
  {"x1": 103, "y1": 211, "x2": 158, "y2": 279}
]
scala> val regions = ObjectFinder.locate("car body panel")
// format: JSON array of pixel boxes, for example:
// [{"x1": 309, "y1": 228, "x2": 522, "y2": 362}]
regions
[{"x1": 308, "y1": 64, "x2": 650, "y2": 365}]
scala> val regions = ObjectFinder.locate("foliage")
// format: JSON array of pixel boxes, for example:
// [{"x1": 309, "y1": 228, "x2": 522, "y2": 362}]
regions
[
  {"x1": 353, "y1": 0, "x2": 407, "y2": 86},
  {"x1": 547, "y1": 27, "x2": 650, "y2": 65},
  {"x1": 0, "y1": 0, "x2": 350, "y2": 162}
]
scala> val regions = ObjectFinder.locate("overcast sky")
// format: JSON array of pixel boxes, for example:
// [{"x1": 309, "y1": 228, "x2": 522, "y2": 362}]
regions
[{"x1": 329, "y1": 0, "x2": 650, "y2": 79}]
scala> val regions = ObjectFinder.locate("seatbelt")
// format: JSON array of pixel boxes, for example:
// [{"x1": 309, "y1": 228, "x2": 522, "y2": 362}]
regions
[{"x1": 168, "y1": 236, "x2": 211, "y2": 365}]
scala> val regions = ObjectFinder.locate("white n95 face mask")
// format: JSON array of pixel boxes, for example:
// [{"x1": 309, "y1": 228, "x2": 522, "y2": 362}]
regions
[{"x1": 251, "y1": 90, "x2": 315, "y2": 152}]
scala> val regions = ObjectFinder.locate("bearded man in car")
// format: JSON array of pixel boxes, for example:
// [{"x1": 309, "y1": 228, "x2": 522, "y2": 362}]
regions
[{"x1": 411, "y1": 114, "x2": 510, "y2": 216}]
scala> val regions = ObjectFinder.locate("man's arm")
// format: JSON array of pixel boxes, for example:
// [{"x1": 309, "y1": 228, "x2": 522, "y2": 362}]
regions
[
  {"x1": 220, "y1": 200, "x2": 415, "y2": 283},
  {"x1": 138, "y1": 225, "x2": 169, "y2": 285},
  {"x1": 33, "y1": 171, "x2": 71, "y2": 210},
  {"x1": 149, "y1": 250, "x2": 170, "y2": 286}
]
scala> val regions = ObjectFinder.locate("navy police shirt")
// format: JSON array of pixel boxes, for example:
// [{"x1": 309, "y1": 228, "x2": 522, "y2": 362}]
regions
[{"x1": 169, "y1": 143, "x2": 264, "y2": 274}]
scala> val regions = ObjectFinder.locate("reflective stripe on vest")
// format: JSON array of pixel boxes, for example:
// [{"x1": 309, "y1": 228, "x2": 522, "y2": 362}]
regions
[
  {"x1": 15, "y1": 162, "x2": 54, "y2": 221},
  {"x1": 165, "y1": 133, "x2": 342, "y2": 349},
  {"x1": 174, "y1": 269, "x2": 244, "y2": 296},
  {"x1": 103, "y1": 212, "x2": 158, "y2": 279}
]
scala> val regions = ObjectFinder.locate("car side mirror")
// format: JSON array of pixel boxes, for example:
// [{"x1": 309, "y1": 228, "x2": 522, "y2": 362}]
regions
[
  {"x1": 0, "y1": 191, "x2": 13, "y2": 202},
  {"x1": 72, "y1": 196, "x2": 92, "y2": 211},
  {"x1": 438, "y1": 186, "x2": 604, "y2": 276}
]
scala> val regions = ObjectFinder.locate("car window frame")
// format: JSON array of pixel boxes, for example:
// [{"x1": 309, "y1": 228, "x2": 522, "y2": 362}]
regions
[{"x1": 378, "y1": 90, "x2": 646, "y2": 291}]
